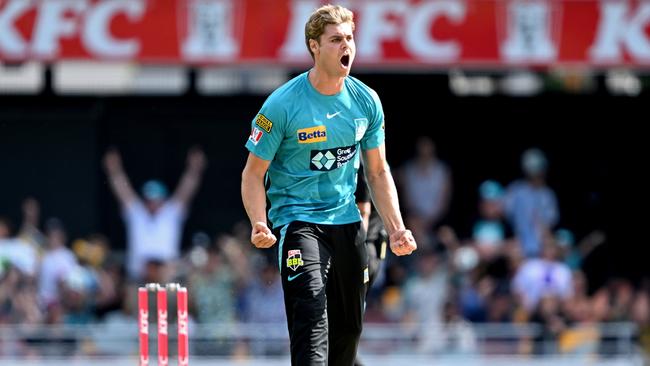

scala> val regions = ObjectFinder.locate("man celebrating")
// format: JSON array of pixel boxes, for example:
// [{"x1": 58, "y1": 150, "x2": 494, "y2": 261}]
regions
[
  {"x1": 241, "y1": 5, "x2": 416, "y2": 365},
  {"x1": 104, "y1": 146, "x2": 206, "y2": 282}
]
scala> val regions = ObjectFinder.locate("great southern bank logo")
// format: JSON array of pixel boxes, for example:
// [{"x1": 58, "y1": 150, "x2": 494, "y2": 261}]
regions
[{"x1": 310, "y1": 145, "x2": 357, "y2": 171}]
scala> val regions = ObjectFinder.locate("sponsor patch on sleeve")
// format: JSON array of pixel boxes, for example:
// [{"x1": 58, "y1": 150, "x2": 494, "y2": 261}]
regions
[
  {"x1": 249, "y1": 127, "x2": 263, "y2": 145},
  {"x1": 255, "y1": 114, "x2": 273, "y2": 133}
]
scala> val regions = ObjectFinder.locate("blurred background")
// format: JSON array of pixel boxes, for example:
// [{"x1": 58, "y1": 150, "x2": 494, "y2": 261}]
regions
[{"x1": 0, "y1": 0, "x2": 646, "y2": 365}]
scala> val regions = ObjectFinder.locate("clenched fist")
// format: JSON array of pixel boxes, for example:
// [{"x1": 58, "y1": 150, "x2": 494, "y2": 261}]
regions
[
  {"x1": 250, "y1": 222, "x2": 277, "y2": 248},
  {"x1": 389, "y1": 229, "x2": 417, "y2": 256}
]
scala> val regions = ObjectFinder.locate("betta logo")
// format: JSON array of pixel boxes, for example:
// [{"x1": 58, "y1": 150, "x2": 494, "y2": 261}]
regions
[{"x1": 297, "y1": 126, "x2": 327, "y2": 143}]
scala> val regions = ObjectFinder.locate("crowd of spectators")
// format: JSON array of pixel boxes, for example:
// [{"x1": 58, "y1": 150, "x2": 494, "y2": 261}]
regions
[{"x1": 0, "y1": 143, "x2": 647, "y2": 360}]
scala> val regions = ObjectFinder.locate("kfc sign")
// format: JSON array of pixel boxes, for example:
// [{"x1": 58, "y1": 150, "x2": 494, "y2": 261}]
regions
[
  {"x1": 0, "y1": 0, "x2": 146, "y2": 59},
  {"x1": 1, "y1": 0, "x2": 649, "y2": 67}
]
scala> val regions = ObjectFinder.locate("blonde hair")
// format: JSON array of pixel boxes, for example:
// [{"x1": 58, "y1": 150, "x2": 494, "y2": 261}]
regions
[{"x1": 305, "y1": 4, "x2": 355, "y2": 60}]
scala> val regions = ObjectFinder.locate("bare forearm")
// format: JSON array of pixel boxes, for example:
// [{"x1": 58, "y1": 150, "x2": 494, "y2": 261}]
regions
[
  {"x1": 106, "y1": 171, "x2": 136, "y2": 205},
  {"x1": 174, "y1": 168, "x2": 203, "y2": 203},
  {"x1": 180, "y1": 171, "x2": 200, "y2": 191},
  {"x1": 367, "y1": 166, "x2": 404, "y2": 236},
  {"x1": 241, "y1": 171, "x2": 268, "y2": 225}
]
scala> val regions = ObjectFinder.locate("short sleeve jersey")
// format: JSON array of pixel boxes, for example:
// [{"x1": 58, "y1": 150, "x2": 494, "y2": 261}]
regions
[{"x1": 245, "y1": 71, "x2": 385, "y2": 228}]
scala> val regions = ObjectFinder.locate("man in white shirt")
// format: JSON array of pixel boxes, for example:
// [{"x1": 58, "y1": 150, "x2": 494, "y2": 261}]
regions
[
  {"x1": 0, "y1": 216, "x2": 39, "y2": 277},
  {"x1": 512, "y1": 240, "x2": 573, "y2": 312},
  {"x1": 38, "y1": 218, "x2": 79, "y2": 307},
  {"x1": 103, "y1": 147, "x2": 206, "y2": 281}
]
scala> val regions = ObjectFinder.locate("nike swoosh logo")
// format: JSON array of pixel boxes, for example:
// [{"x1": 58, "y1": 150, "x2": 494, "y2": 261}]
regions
[
  {"x1": 287, "y1": 273, "x2": 304, "y2": 282},
  {"x1": 326, "y1": 111, "x2": 341, "y2": 119}
]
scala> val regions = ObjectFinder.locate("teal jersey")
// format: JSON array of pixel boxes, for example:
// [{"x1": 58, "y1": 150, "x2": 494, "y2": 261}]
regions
[{"x1": 245, "y1": 71, "x2": 385, "y2": 228}]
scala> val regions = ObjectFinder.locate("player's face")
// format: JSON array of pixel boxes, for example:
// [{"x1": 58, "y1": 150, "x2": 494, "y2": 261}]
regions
[{"x1": 314, "y1": 22, "x2": 355, "y2": 77}]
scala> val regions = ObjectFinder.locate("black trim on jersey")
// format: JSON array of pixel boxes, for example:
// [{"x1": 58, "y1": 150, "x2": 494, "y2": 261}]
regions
[
  {"x1": 355, "y1": 165, "x2": 370, "y2": 203},
  {"x1": 264, "y1": 172, "x2": 273, "y2": 228}
]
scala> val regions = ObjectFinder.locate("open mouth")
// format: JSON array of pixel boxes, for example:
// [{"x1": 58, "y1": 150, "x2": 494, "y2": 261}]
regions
[{"x1": 340, "y1": 54, "x2": 350, "y2": 68}]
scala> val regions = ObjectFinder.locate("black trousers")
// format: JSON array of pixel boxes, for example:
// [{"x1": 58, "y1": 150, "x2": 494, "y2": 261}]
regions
[
  {"x1": 276, "y1": 221, "x2": 368, "y2": 366},
  {"x1": 365, "y1": 212, "x2": 388, "y2": 289}
]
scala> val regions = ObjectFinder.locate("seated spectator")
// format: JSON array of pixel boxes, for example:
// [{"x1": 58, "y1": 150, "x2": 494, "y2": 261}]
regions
[
  {"x1": 38, "y1": 218, "x2": 80, "y2": 310},
  {"x1": 470, "y1": 180, "x2": 515, "y2": 261},
  {"x1": 398, "y1": 137, "x2": 452, "y2": 249},
  {"x1": 512, "y1": 239, "x2": 573, "y2": 314},
  {"x1": 0, "y1": 216, "x2": 39, "y2": 278}
]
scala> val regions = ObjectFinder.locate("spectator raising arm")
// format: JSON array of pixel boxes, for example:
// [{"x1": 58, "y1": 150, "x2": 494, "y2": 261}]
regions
[
  {"x1": 103, "y1": 148, "x2": 138, "y2": 208},
  {"x1": 172, "y1": 146, "x2": 207, "y2": 208}
]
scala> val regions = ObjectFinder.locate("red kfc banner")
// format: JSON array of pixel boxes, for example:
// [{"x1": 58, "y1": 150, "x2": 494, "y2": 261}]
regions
[{"x1": 1, "y1": 0, "x2": 650, "y2": 67}]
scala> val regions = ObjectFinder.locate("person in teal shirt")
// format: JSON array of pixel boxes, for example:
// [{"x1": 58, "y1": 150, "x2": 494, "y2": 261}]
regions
[{"x1": 241, "y1": 5, "x2": 417, "y2": 365}]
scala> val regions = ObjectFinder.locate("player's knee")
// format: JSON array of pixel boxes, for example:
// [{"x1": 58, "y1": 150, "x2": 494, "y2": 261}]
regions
[
  {"x1": 336, "y1": 316, "x2": 363, "y2": 338},
  {"x1": 294, "y1": 294, "x2": 327, "y2": 324},
  {"x1": 337, "y1": 326, "x2": 363, "y2": 344}
]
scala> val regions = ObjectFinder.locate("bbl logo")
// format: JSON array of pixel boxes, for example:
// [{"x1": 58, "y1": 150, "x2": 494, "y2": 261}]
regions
[{"x1": 286, "y1": 249, "x2": 304, "y2": 271}]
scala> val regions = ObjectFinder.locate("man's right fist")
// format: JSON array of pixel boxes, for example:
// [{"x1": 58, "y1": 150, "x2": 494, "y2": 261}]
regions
[
  {"x1": 389, "y1": 229, "x2": 417, "y2": 256},
  {"x1": 250, "y1": 222, "x2": 277, "y2": 248}
]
